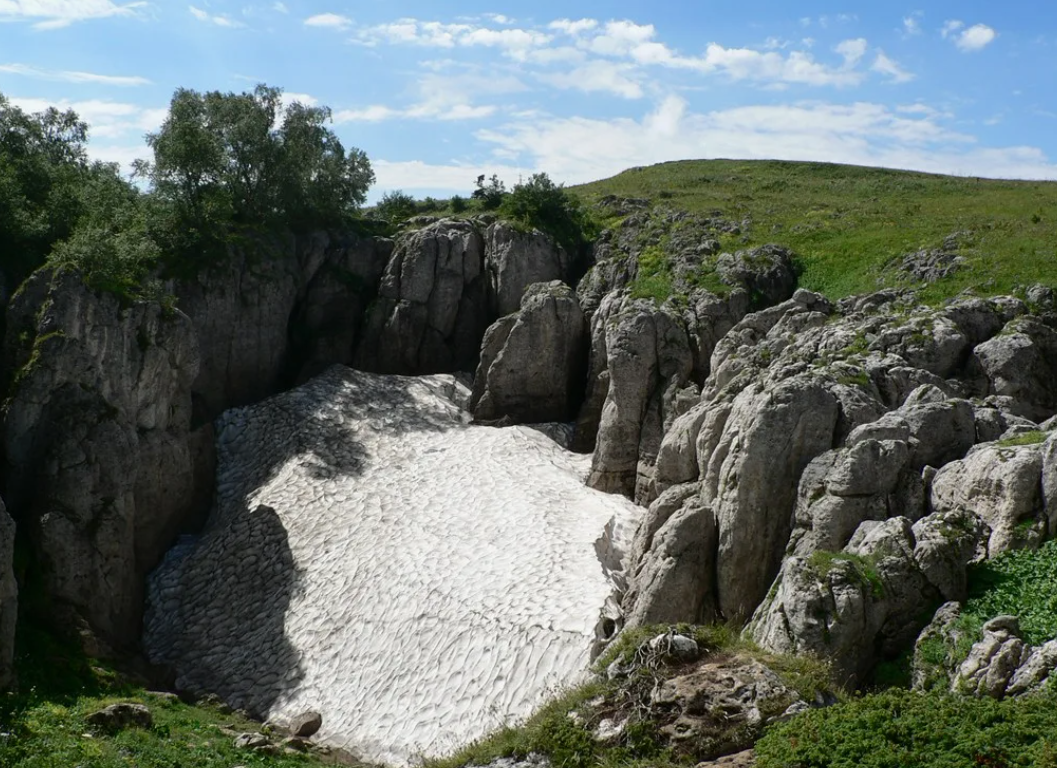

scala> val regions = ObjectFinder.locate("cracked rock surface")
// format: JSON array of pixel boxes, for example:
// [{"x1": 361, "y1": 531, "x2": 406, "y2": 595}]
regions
[{"x1": 145, "y1": 367, "x2": 640, "y2": 766}]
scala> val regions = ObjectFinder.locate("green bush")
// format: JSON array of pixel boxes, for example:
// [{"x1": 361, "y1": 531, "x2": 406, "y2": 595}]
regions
[
  {"x1": 499, "y1": 173, "x2": 599, "y2": 255},
  {"x1": 755, "y1": 688, "x2": 1057, "y2": 768},
  {"x1": 373, "y1": 189, "x2": 418, "y2": 224}
]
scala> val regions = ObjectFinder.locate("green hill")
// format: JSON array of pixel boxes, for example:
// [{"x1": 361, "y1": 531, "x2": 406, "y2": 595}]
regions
[{"x1": 571, "y1": 159, "x2": 1057, "y2": 302}]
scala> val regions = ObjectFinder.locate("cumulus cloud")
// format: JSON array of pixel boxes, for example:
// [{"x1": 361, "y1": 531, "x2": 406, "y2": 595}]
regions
[
  {"x1": 835, "y1": 38, "x2": 868, "y2": 68},
  {"x1": 0, "y1": 63, "x2": 150, "y2": 86},
  {"x1": 335, "y1": 70, "x2": 523, "y2": 123},
  {"x1": 538, "y1": 61, "x2": 644, "y2": 99},
  {"x1": 955, "y1": 24, "x2": 997, "y2": 52},
  {"x1": 0, "y1": 0, "x2": 146, "y2": 29}
]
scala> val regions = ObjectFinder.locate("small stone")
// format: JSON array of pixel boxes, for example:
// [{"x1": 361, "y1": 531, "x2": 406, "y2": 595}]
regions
[
  {"x1": 233, "y1": 733, "x2": 269, "y2": 749},
  {"x1": 290, "y1": 710, "x2": 323, "y2": 738},
  {"x1": 282, "y1": 736, "x2": 309, "y2": 752}
]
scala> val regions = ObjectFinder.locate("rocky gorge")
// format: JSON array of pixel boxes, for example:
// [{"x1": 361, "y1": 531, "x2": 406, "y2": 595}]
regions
[{"x1": 2, "y1": 200, "x2": 1057, "y2": 764}]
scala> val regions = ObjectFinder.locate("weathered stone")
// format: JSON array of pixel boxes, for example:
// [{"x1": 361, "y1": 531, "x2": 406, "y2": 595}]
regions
[
  {"x1": 715, "y1": 244, "x2": 797, "y2": 308},
  {"x1": 485, "y1": 222, "x2": 570, "y2": 317},
  {"x1": 234, "y1": 732, "x2": 270, "y2": 749},
  {"x1": 470, "y1": 282, "x2": 586, "y2": 424},
  {"x1": 290, "y1": 710, "x2": 323, "y2": 738},
  {"x1": 974, "y1": 316, "x2": 1057, "y2": 421},
  {"x1": 953, "y1": 617, "x2": 1028, "y2": 698},
  {"x1": 86, "y1": 703, "x2": 153, "y2": 733}
]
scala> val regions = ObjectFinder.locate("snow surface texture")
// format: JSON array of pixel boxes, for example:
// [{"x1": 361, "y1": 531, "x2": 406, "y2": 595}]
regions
[{"x1": 145, "y1": 367, "x2": 640, "y2": 765}]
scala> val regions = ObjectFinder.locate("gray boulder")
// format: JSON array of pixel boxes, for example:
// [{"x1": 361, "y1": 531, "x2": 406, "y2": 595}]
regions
[
  {"x1": 715, "y1": 244, "x2": 797, "y2": 308},
  {"x1": 470, "y1": 282, "x2": 586, "y2": 424},
  {"x1": 974, "y1": 316, "x2": 1057, "y2": 421},
  {"x1": 953, "y1": 617, "x2": 1029, "y2": 698},
  {"x1": 86, "y1": 702, "x2": 153, "y2": 733},
  {"x1": 931, "y1": 441, "x2": 1048, "y2": 555},
  {"x1": 0, "y1": 499, "x2": 14, "y2": 689}
]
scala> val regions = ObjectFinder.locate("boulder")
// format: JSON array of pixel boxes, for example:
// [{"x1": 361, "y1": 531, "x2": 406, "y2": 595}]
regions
[
  {"x1": 0, "y1": 499, "x2": 15, "y2": 689},
  {"x1": 973, "y1": 316, "x2": 1057, "y2": 421},
  {"x1": 953, "y1": 617, "x2": 1029, "y2": 698},
  {"x1": 86, "y1": 703, "x2": 153, "y2": 733},
  {"x1": 931, "y1": 441, "x2": 1047, "y2": 555},
  {"x1": 470, "y1": 282, "x2": 586, "y2": 424},
  {"x1": 290, "y1": 710, "x2": 323, "y2": 738},
  {"x1": 715, "y1": 244, "x2": 797, "y2": 308}
]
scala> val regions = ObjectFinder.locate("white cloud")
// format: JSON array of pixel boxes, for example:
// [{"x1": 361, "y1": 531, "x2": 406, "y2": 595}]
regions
[
  {"x1": 835, "y1": 38, "x2": 868, "y2": 68},
  {"x1": 189, "y1": 5, "x2": 244, "y2": 28},
  {"x1": 467, "y1": 97, "x2": 1057, "y2": 186},
  {"x1": 955, "y1": 24, "x2": 997, "y2": 52},
  {"x1": 539, "y1": 61, "x2": 644, "y2": 99},
  {"x1": 0, "y1": 0, "x2": 146, "y2": 29},
  {"x1": 359, "y1": 19, "x2": 551, "y2": 57},
  {"x1": 335, "y1": 70, "x2": 523, "y2": 123},
  {"x1": 903, "y1": 13, "x2": 922, "y2": 37},
  {"x1": 371, "y1": 159, "x2": 525, "y2": 194},
  {"x1": 580, "y1": 20, "x2": 656, "y2": 57},
  {"x1": 9, "y1": 96, "x2": 165, "y2": 144},
  {"x1": 0, "y1": 63, "x2": 150, "y2": 86},
  {"x1": 871, "y1": 51, "x2": 914, "y2": 83},
  {"x1": 304, "y1": 13, "x2": 351, "y2": 30},
  {"x1": 549, "y1": 18, "x2": 597, "y2": 36},
  {"x1": 273, "y1": 2, "x2": 287, "y2": 12},
  {"x1": 941, "y1": 20, "x2": 964, "y2": 39}
]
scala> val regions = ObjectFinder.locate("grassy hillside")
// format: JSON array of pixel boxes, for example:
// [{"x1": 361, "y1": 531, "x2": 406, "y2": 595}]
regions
[{"x1": 571, "y1": 159, "x2": 1057, "y2": 301}]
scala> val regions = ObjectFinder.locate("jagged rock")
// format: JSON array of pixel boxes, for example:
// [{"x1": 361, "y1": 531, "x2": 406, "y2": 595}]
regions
[
  {"x1": 3, "y1": 269, "x2": 199, "y2": 649},
  {"x1": 1007, "y1": 639, "x2": 1057, "y2": 696},
  {"x1": 696, "y1": 749, "x2": 756, "y2": 767},
  {"x1": 974, "y1": 316, "x2": 1057, "y2": 421},
  {"x1": 354, "y1": 219, "x2": 487, "y2": 374},
  {"x1": 911, "y1": 510, "x2": 988, "y2": 601},
  {"x1": 290, "y1": 710, "x2": 323, "y2": 738},
  {"x1": 485, "y1": 222, "x2": 570, "y2": 317},
  {"x1": 931, "y1": 441, "x2": 1048, "y2": 555},
  {"x1": 890, "y1": 389, "x2": 976, "y2": 470},
  {"x1": 470, "y1": 282, "x2": 586, "y2": 424},
  {"x1": 583, "y1": 294, "x2": 695, "y2": 501},
  {"x1": 651, "y1": 655, "x2": 797, "y2": 760},
  {"x1": 715, "y1": 244, "x2": 797, "y2": 307},
  {"x1": 911, "y1": 602, "x2": 965, "y2": 691},
  {"x1": 898, "y1": 248, "x2": 965, "y2": 283},
  {"x1": 953, "y1": 616, "x2": 1028, "y2": 698},
  {"x1": 86, "y1": 703, "x2": 153, "y2": 732},
  {"x1": 623, "y1": 484, "x2": 717, "y2": 626},
  {"x1": 0, "y1": 499, "x2": 15, "y2": 689},
  {"x1": 234, "y1": 732, "x2": 270, "y2": 749}
]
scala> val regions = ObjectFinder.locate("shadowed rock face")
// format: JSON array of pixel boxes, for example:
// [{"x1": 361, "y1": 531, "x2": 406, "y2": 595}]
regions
[
  {"x1": 145, "y1": 367, "x2": 640, "y2": 766},
  {"x1": 0, "y1": 498, "x2": 15, "y2": 689}
]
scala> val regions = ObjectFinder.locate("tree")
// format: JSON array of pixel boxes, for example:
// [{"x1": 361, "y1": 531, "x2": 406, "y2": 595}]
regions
[
  {"x1": 135, "y1": 84, "x2": 375, "y2": 264},
  {"x1": 472, "y1": 173, "x2": 506, "y2": 210},
  {"x1": 373, "y1": 190, "x2": 417, "y2": 224},
  {"x1": 499, "y1": 173, "x2": 598, "y2": 255}
]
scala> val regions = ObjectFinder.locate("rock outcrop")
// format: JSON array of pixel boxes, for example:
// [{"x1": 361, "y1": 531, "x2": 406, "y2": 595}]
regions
[
  {"x1": 470, "y1": 282, "x2": 586, "y2": 424},
  {"x1": 3, "y1": 269, "x2": 199, "y2": 649},
  {"x1": 485, "y1": 222, "x2": 571, "y2": 317},
  {"x1": 0, "y1": 498, "x2": 15, "y2": 689}
]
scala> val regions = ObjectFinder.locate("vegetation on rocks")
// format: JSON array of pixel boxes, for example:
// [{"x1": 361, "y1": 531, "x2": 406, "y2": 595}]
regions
[
  {"x1": 572, "y1": 159, "x2": 1057, "y2": 302},
  {"x1": 963, "y1": 539, "x2": 1057, "y2": 646}
]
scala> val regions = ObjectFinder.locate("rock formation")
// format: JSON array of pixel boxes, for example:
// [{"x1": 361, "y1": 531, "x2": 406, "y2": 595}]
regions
[{"x1": 0, "y1": 497, "x2": 15, "y2": 689}]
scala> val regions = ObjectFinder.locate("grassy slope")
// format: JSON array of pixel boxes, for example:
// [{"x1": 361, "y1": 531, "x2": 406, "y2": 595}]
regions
[
  {"x1": 0, "y1": 624, "x2": 337, "y2": 768},
  {"x1": 571, "y1": 159, "x2": 1057, "y2": 301}
]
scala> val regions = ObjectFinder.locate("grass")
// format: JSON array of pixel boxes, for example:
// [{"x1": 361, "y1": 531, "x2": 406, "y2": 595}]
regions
[
  {"x1": 807, "y1": 550, "x2": 885, "y2": 599},
  {"x1": 963, "y1": 539, "x2": 1057, "y2": 646},
  {"x1": 0, "y1": 622, "x2": 338, "y2": 768},
  {"x1": 997, "y1": 430, "x2": 1049, "y2": 448},
  {"x1": 571, "y1": 159, "x2": 1057, "y2": 303},
  {"x1": 754, "y1": 687, "x2": 1057, "y2": 768},
  {"x1": 427, "y1": 623, "x2": 837, "y2": 768}
]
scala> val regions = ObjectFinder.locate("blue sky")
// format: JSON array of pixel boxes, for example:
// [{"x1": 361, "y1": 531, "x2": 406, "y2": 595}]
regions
[{"x1": 2, "y1": 1, "x2": 1056, "y2": 201}]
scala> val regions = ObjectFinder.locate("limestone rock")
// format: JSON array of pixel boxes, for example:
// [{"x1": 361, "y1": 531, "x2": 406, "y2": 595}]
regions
[
  {"x1": 234, "y1": 732, "x2": 270, "y2": 749},
  {"x1": 0, "y1": 499, "x2": 15, "y2": 690},
  {"x1": 911, "y1": 510, "x2": 988, "y2": 601},
  {"x1": 485, "y1": 222, "x2": 570, "y2": 317},
  {"x1": 974, "y1": 316, "x2": 1057, "y2": 422},
  {"x1": 290, "y1": 711, "x2": 323, "y2": 738},
  {"x1": 953, "y1": 617, "x2": 1028, "y2": 698},
  {"x1": 470, "y1": 282, "x2": 586, "y2": 424},
  {"x1": 715, "y1": 244, "x2": 797, "y2": 308},
  {"x1": 931, "y1": 441, "x2": 1047, "y2": 555},
  {"x1": 355, "y1": 219, "x2": 487, "y2": 374},
  {"x1": 3, "y1": 268, "x2": 199, "y2": 649},
  {"x1": 86, "y1": 703, "x2": 153, "y2": 733}
]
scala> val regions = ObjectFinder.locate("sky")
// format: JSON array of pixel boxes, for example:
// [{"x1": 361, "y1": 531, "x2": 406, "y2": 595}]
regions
[{"x1": 1, "y1": 1, "x2": 1056, "y2": 201}]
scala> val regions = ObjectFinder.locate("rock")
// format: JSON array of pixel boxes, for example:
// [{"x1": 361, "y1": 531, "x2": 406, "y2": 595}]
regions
[
  {"x1": 1007, "y1": 639, "x2": 1057, "y2": 696},
  {"x1": 931, "y1": 441, "x2": 1046, "y2": 555},
  {"x1": 234, "y1": 732, "x2": 270, "y2": 749},
  {"x1": 911, "y1": 602, "x2": 964, "y2": 691},
  {"x1": 695, "y1": 749, "x2": 756, "y2": 768},
  {"x1": 953, "y1": 617, "x2": 1028, "y2": 698},
  {"x1": 290, "y1": 710, "x2": 323, "y2": 738},
  {"x1": 0, "y1": 499, "x2": 14, "y2": 690},
  {"x1": 470, "y1": 282, "x2": 586, "y2": 424},
  {"x1": 715, "y1": 244, "x2": 798, "y2": 308},
  {"x1": 911, "y1": 510, "x2": 988, "y2": 601},
  {"x1": 651, "y1": 655, "x2": 797, "y2": 760},
  {"x1": 897, "y1": 247, "x2": 965, "y2": 283},
  {"x1": 354, "y1": 219, "x2": 488, "y2": 374},
  {"x1": 647, "y1": 632, "x2": 700, "y2": 661},
  {"x1": 3, "y1": 268, "x2": 199, "y2": 649},
  {"x1": 893, "y1": 391, "x2": 976, "y2": 470},
  {"x1": 623, "y1": 485, "x2": 717, "y2": 626},
  {"x1": 974, "y1": 316, "x2": 1057, "y2": 421},
  {"x1": 85, "y1": 703, "x2": 153, "y2": 733},
  {"x1": 485, "y1": 221, "x2": 570, "y2": 317}
]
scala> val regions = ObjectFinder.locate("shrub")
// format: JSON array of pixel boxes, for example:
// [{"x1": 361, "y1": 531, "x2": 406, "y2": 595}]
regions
[
  {"x1": 373, "y1": 190, "x2": 418, "y2": 224},
  {"x1": 472, "y1": 173, "x2": 507, "y2": 210},
  {"x1": 450, "y1": 194, "x2": 468, "y2": 213},
  {"x1": 963, "y1": 538, "x2": 1057, "y2": 645},
  {"x1": 499, "y1": 173, "x2": 599, "y2": 256}
]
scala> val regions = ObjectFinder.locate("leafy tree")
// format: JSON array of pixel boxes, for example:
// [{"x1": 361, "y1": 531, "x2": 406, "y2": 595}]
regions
[
  {"x1": 499, "y1": 173, "x2": 598, "y2": 255},
  {"x1": 450, "y1": 194, "x2": 468, "y2": 213},
  {"x1": 472, "y1": 173, "x2": 507, "y2": 210},
  {"x1": 0, "y1": 94, "x2": 92, "y2": 287},
  {"x1": 134, "y1": 84, "x2": 375, "y2": 269}
]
